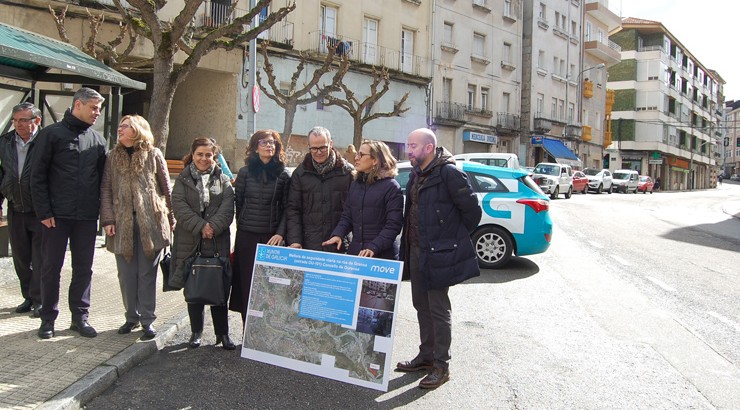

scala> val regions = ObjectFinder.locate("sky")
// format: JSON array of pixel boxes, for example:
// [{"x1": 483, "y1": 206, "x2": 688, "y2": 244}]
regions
[{"x1": 616, "y1": 0, "x2": 740, "y2": 101}]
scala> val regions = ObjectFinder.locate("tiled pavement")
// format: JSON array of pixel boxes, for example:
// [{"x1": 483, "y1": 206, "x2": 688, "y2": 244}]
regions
[{"x1": 0, "y1": 238, "x2": 189, "y2": 409}]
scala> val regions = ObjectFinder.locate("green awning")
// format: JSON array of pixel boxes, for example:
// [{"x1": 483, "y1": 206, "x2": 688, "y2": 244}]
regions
[{"x1": 0, "y1": 22, "x2": 145, "y2": 90}]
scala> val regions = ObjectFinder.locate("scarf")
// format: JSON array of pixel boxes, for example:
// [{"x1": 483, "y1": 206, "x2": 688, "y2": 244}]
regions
[
  {"x1": 312, "y1": 149, "x2": 336, "y2": 175},
  {"x1": 189, "y1": 162, "x2": 216, "y2": 213}
]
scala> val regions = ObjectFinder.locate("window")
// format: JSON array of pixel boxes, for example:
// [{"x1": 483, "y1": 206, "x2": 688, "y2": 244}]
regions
[
  {"x1": 443, "y1": 22, "x2": 453, "y2": 44},
  {"x1": 363, "y1": 18, "x2": 378, "y2": 65},
  {"x1": 538, "y1": 50, "x2": 545, "y2": 69},
  {"x1": 585, "y1": 21, "x2": 591, "y2": 41},
  {"x1": 558, "y1": 99, "x2": 564, "y2": 121},
  {"x1": 553, "y1": 56, "x2": 559, "y2": 74},
  {"x1": 502, "y1": 92, "x2": 510, "y2": 113},
  {"x1": 401, "y1": 29, "x2": 414, "y2": 72},
  {"x1": 503, "y1": 42, "x2": 512, "y2": 63},
  {"x1": 471, "y1": 173, "x2": 507, "y2": 192},
  {"x1": 320, "y1": 5, "x2": 338, "y2": 54},
  {"x1": 597, "y1": 29, "x2": 604, "y2": 43},
  {"x1": 468, "y1": 85, "x2": 476, "y2": 110},
  {"x1": 504, "y1": 0, "x2": 512, "y2": 17},
  {"x1": 560, "y1": 59, "x2": 565, "y2": 77},
  {"x1": 536, "y1": 93, "x2": 544, "y2": 116},
  {"x1": 539, "y1": 3, "x2": 546, "y2": 19},
  {"x1": 551, "y1": 97, "x2": 557, "y2": 118},
  {"x1": 481, "y1": 87, "x2": 489, "y2": 111},
  {"x1": 555, "y1": 12, "x2": 561, "y2": 27},
  {"x1": 568, "y1": 102, "x2": 574, "y2": 123},
  {"x1": 473, "y1": 33, "x2": 485, "y2": 56},
  {"x1": 569, "y1": 64, "x2": 575, "y2": 80},
  {"x1": 561, "y1": 14, "x2": 566, "y2": 30},
  {"x1": 571, "y1": 20, "x2": 577, "y2": 36},
  {"x1": 442, "y1": 78, "x2": 452, "y2": 102}
]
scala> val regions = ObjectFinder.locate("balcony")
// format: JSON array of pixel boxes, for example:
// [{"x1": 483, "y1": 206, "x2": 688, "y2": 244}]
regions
[
  {"x1": 537, "y1": 17, "x2": 550, "y2": 30},
  {"x1": 435, "y1": 101, "x2": 467, "y2": 125},
  {"x1": 466, "y1": 106, "x2": 493, "y2": 118},
  {"x1": 472, "y1": 0, "x2": 492, "y2": 13},
  {"x1": 582, "y1": 125, "x2": 592, "y2": 142},
  {"x1": 402, "y1": 0, "x2": 421, "y2": 5},
  {"x1": 440, "y1": 42, "x2": 459, "y2": 54},
  {"x1": 605, "y1": 90, "x2": 614, "y2": 112},
  {"x1": 500, "y1": 60, "x2": 516, "y2": 71},
  {"x1": 585, "y1": 0, "x2": 621, "y2": 32},
  {"x1": 583, "y1": 80, "x2": 594, "y2": 98},
  {"x1": 565, "y1": 124, "x2": 582, "y2": 138},
  {"x1": 584, "y1": 40, "x2": 621, "y2": 65},
  {"x1": 496, "y1": 113, "x2": 520, "y2": 134},
  {"x1": 195, "y1": 2, "x2": 294, "y2": 47},
  {"x1": 603, "y1": 130, "x2": 612, "y2": 148},
  {"x1": 533, "y1": 115, "x2": 552, "y2": 133},
  {"x1": 553, "y1": 25, "x2": 569, "y2": 40},
  {"x1": 308, "y1": 31, "x2": 431, "y2": 78}
]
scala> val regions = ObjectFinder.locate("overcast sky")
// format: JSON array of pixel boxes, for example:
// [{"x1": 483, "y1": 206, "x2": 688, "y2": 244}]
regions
[{"x1": 616, "y1": 0, "x2": 740, "y2": 101}]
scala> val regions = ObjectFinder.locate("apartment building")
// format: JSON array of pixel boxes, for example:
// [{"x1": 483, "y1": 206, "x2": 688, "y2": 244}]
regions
[
  {"x1": 722, "y1": 100, "x2": 740, "y2": 178},
  {"x1": 428, "y1": 0, "x2": 523, "y2": 155},
  {"x1": 521, "y1": 0, "x2": 585, "y2": 168},
  {"x1": 608, "y1": 18, "x2": 724, "y2": 190}
]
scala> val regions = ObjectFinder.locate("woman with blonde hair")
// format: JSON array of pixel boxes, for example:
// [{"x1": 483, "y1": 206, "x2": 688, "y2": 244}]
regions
[
  {"x1": 323, "y1": 139, "x2": 403, "y2": 260},
  {"x1": 101, "y1": 115, "x2": 174, "y2": 339}
]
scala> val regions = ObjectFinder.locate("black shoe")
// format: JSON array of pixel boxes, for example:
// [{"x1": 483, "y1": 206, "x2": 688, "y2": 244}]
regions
[
  {"x1": 216, "y1": 334, "x2": 235, "y2": 350},
  {"x1": 189, "y1": 332, "x2": 202, "y2": 348},
  {"x1": 118, "y1": 322, "x2": 140, "y2": 334},
  {"x1": 15, "y1": 299, "x2": 32, "y2": 313},
  {"x1": 141, "y1": 324, "x2": 157, "y2": 339},
  {"x1": 419, "y1": 366, "x2": 450, "y2": 389},
  {"x1": 70, "y1": 319, "x2": 98, "y2": 338},
  {"x1": 32, "y1": 304, "x2": 42, "y2": 318},
  {"x1": 38, "y1": 320, "x2": 55, "y2": 339},
  {"x1": 396, "y1": 356, "x2": 434, "y2": 372}
]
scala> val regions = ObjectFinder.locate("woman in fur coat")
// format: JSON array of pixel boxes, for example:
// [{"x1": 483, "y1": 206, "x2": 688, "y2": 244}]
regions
[
  {"x1": 100, "y1": 115, "x2": 174, "y2": 340},
  {"x1": 230, "y1": 130, "x2": 291, "y2": 325}
]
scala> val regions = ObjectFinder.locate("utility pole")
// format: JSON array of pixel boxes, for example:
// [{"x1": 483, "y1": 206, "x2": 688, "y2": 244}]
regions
[{"x1": 247, "y1": 0, "x2": 258, "y2": 137}]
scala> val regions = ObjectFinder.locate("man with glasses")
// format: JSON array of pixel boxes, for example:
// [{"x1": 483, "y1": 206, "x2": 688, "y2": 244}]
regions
[
  {"x1": 0, "y1": 102, "x2": 43, "y2": 317},
  {"x1": 31, "y1": 88, "x2": 108, "y2": 339},
  {"x1": 396, "y1": 128, "x2": 481, "y2": 389},
  {"x1": 286, "y1": 126, "x2": 353, "y2": 252}
]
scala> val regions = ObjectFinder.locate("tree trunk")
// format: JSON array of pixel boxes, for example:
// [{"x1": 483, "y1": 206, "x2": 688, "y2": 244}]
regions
[
  {"x1": 282, "y1": 101, "x2": 298, "y2": 148},
  {"x1": 352, "y1": 115, "x2": 364, "y2": 148},
  {"x1": 150, "y1": 57, "x2": 178, "y2": 155}
]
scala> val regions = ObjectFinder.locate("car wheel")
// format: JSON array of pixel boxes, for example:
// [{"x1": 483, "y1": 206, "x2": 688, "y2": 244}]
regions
[
  {"x1": 472, "y1": 226, "x2": 513, "y2": 269},
  {"x1": 550, "y1": 186, "x2": 559, "y2": 200},
  {"x1": 642, "y1": 188, "x2": 647, "y2": 194},
  {"x1": 582, "y1": 185, "x2": 588, "y2": 194},
  {"x1": 596, "y1": 184, "x2": 603, "y2": 194},
  {"x1": 650, "y1": 189, "x2": 653, "y2": 194},
  {"x1": 565, "y1": 186, "x2": 572, "y2": 199}
]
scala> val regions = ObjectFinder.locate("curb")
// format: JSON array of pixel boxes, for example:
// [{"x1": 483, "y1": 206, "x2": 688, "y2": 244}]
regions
[{"x1": 36, "y1": 310, "x2": 190, "y2": 410}]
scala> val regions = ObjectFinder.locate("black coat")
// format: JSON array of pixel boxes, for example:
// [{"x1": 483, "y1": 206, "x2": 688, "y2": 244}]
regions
[
  {"x1": 330, "y1": 176, "x2": 404, "y2": 260},
  {"x1": 400, "y1": 151, "x2": 482, "y2": 289},
  {"x1": 31, "y1": 109, "x2": 107, "y2": 221},
  {"x1": 234, "y1": 157, "x2": 290, "y2": 236},
  {"x1": 286, "y1": 149, "x2": 353, "y2": 251},
  {"x1": 0, "y1": 130, "x2": 38, "y2": 213}
]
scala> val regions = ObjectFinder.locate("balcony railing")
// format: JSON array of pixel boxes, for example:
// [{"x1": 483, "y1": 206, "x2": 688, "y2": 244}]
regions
[
  {"x1": 195, "y1": 2, "x2": 294, "y2": 47},
  {"x1": 435, "y1": 101, "x2": 466, "y2": 123},
  {"x1": 533, "y1": 114, "x2": 552, "y2": 133},
  {"x1": 308, "y1": 31, "x2": 431, "y2": 78},
  {"x1": 496, "y1": 113, "x2": 520, "y2": 132}
]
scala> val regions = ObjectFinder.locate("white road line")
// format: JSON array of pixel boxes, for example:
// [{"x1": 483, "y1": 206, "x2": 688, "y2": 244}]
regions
[
  {"x1": 645, "y1": 276, "x2": 677, "y2": 293},
  {"x1": 707, "y1": 311, "x2": 740, "y2": 332},
  {"x1": 610, "y1": 254, "x2": 631, "y2": 266},
  {"x1": 588, "y1": 240, "x2": 603, "y2": 249}
]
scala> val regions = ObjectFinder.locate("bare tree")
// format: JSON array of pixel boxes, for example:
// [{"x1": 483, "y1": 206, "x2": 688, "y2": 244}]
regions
[
  {"x1": 256, "y1": 41, "x2": 349, "y2": 147},
  {"x1": 49, "y1": 0, "x2": 296, "y2": 153},
  {"x1": 320, "y1": 67, "x2": 410, "y2": 148}
]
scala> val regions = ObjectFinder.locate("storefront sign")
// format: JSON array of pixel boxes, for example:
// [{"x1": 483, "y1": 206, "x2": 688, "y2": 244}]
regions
[
  {"x1": 648, "y1": 159, "x2": 663, "y2": 165},
  {"x1": 668, "y1": 157, "x2": 689, "y2": 169},
  {"x1": 463, "y1": 131, "x2": 497, "y2": 145},
  {"x1": 531, "y1": 135, "x2": 543, "y2": 146}
]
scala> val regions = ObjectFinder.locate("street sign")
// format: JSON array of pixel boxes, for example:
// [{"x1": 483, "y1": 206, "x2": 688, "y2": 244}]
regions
[
  {"x1": 648, "y1": 159, "x2": 663, "y2": 165},
  {"x1": 252, "y1": 85, "x2": 260, "y2": 113}
]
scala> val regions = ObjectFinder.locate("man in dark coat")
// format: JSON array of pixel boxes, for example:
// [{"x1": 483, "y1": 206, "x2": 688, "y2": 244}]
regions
[
  {"x1": 31, "y1": 88, "x2": 107, "y2": 339},
  {"x1": 0, "y1": 102, "x2": 43, "y2": 317},
  {"x1": 396, "y1": 128, "x2": 481, "y2": 389},
  {"x1": 286, "y1": 126, "x2": 353, "y2": 251}
]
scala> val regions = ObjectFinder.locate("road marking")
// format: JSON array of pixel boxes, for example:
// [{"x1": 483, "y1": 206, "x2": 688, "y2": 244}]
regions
[
  {"x1": 610, "y1": 254, "x2": 631, "y2": 266},
  {"x1": 707, "y1": 311, "x2": 740, "y2": 332},
  {"x1": 588, "y1": 240, "x2": 603, "y2": 249},
  {"x1": 645, "y1": 276, "x2": 677, "y2": 292}
]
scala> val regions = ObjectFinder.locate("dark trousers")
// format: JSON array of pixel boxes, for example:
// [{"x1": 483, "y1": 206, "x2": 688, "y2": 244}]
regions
[
  {"x1": 8, "y1": 209, "x2": 43, "y2": 304},
  {"x1": 39, "y1": 218, "x2": 98, "y2": 322},
  {"x1": 188, "y1": 303, "x2": 229, "y2": 335},
  {"x1": 230, "y1": 229, "x2": 272, "y2": 322},
  {"x1": 409, "y1": 245, "x2": 452, "y2": 368}
]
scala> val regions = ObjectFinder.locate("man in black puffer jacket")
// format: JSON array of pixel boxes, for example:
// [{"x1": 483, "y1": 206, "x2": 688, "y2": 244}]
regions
[
  {"x1": 286, "y1": 126, "x2": 353, "y2": 252},
  {"x1": 0, "y1": 102, "x2": 43, "y2": 317},
  {"x1": 31, "y1": 88, "x2": 107, "y2": 340}
]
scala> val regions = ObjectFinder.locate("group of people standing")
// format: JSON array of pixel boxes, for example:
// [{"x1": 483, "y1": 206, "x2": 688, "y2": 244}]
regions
[{"x1": 2, "y1": 88, "x2": 481, "y2": 390}]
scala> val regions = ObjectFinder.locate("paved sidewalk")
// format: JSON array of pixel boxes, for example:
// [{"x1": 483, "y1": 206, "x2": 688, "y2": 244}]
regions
[{"x1": 0, "y1": 239, "x2": 189, "y2": 409}]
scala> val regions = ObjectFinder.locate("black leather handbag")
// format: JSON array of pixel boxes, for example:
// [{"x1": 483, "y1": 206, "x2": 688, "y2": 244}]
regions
[
  {"x1": 183, "y1": 239, "x2": 232, "y2": 306},
  {"x1": 159, "y1": 249, "x2": 177, "y2": 292}
]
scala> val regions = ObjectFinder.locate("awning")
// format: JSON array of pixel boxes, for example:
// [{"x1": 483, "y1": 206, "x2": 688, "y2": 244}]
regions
[
  {"x1": 0, "y1": 22, "x2": 145, "y2": 90},
  {"x1": 543, "y1": 137, "x2": 582, "y2": 168}
]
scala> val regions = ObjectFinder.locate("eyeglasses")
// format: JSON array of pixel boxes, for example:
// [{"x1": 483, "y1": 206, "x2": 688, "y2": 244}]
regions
[
  {"x1": 258, "y1": 139, "x2": 276, "y2": 147},
  {"x1": 12, "y1": 117, "x2": 36, "y2": 124},
  {"x1": 355, "y1": 151, "x2": 372, "y2": 159},
  {"x1": 118, "y1": 123, "x2": 132, "y2": 130},
  {"x1": 309, "y1": 145, "x2": 329, "y2": 153}
]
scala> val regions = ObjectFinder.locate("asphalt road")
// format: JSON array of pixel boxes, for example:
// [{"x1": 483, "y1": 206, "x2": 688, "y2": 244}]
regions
[{"x1": 85, "y1": 185, "x2": 740, "y2": 409}]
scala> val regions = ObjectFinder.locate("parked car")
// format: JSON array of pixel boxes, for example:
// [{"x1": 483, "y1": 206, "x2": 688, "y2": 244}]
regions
[
  {"x1": 453, "y1": 153, "x2": 521, "y2": 170},
  {"x1": 612, "y1": 169, "x2": 639, "y2": 193},
  {"x1": 533, "y1": 162, "x2": 574, "y2": 199},
  {"x1": 638, "y1": 175, "x2": 654, "y2": 193},
  {"x1": 572, "y1": 171, "x2": 589, "y2": 194},
  {"x1": 395, "y1": 161, "x2": 552, "y2": 269},
  {"x1": 583, "y1": 168, "x2": 613, "y2": 194}
]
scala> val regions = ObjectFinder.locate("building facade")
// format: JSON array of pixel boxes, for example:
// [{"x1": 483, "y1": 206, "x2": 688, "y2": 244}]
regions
[
  {"x1": 722, "y1": 100, "x2": 740, "y2": 178},
  {"x1": 608, "y1": 18, "x2": 725, "y2": 190}
]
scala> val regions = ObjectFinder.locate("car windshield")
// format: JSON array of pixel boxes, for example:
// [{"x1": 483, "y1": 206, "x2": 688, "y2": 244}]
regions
[
  {"x1": 613, "y1": 172, "x2": 629, "y2": 180},
  {"x1": 583, "y1": 169, "x2": 601, "y2": 176},
  {"x1": 639, "y1": 176, "x2": 649, "y2": 182},
  {"x1": 534, "y1": 165, "x2": 559, "y2": 176}
]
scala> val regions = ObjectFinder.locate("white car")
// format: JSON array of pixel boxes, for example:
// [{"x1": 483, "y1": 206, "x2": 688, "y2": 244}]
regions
[
  {"x1": 452, "y1": 153, "x2": 521, "y2": 170},
  {"x1": 583, "y1": 168, "x2": 613, "y2": 194},
  {"x1": 612, "y1": 169, "x2": 639, "y2": 193},
  {"x1": 532, "y1": 162, "x2": 574, "y2": 199}
]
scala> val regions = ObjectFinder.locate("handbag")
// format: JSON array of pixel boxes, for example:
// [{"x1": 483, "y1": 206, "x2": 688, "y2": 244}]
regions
[
  {"x1": 159, "y1": 249, "x2": 177, "y2": 292},
  {"x1": 183, "y1": 238, "x2": 232, "y2": 306}
]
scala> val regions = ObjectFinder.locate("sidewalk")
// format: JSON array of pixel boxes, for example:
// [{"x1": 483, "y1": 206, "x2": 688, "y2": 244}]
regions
[{"x1": 0, "y1": 239, "x2": 189, "y2": 409}]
